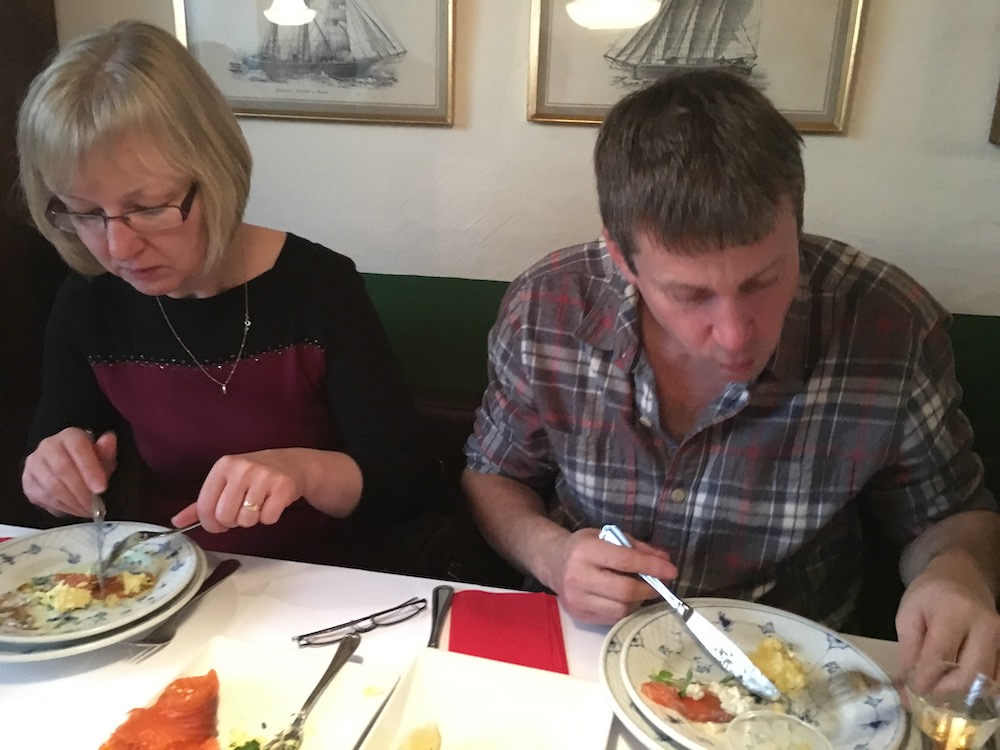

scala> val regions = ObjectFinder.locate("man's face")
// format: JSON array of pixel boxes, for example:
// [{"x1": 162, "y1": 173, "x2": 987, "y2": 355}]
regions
[{"x1": 607, "y1": 203, "x2": 800, "y2": 383}]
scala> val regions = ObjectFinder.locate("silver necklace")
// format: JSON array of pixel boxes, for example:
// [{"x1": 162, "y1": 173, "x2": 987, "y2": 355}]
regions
[{"x1": 156, "y1": 281, "x2": 251, "y2": 395}]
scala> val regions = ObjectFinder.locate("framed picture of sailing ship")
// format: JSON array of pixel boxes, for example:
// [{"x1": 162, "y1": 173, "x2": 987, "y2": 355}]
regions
[
  {"x1": 529, "y1": 0, "x2": 865, "y2": 133},
  {"x1": 991, "y1": 77, "x2": 1000, "y2": 145},
  {"x1": 176, "y1": 0, "x2": 454, "y2": 125}
]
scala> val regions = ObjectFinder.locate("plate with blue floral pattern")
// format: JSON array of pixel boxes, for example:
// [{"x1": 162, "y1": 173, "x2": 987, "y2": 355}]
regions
[
  {"x1": 600, "y1": 599, "x2": 906, "y2": 750},
  {"x1": 0, "y1": 522, "x2": 201, "y2": 645}
]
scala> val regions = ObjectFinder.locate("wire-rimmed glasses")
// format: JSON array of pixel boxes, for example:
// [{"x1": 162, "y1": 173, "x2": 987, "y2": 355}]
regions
[
  {"x1": 45, "y1": 182, "x2": 198, "y2": 236},
  {"x1": 292, "y1": 596, "x2": 428, "y2": 647}
]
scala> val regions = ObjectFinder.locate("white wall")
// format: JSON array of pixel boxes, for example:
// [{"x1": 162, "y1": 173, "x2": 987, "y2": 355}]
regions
[{"x1": 56, "y1": 1, "x2": 1000, "y2": 314}]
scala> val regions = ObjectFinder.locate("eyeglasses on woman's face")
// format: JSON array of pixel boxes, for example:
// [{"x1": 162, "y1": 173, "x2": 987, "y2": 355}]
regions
[{"x1": 45, "y1": 183, "x2": 198, "y2": 236}]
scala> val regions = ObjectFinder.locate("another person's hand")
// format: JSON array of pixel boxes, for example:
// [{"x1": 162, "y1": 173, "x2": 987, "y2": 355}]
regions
[
  {"x1": 21, "y1": 428, "x2": 117, "y2": 518},
  {"x1": 542, "y1": 527, "x2": 677, "y2": 625},
  {"x1": 171, "y1": 448, "x2": 311, "y2": 533},
  {"x1": 896, "y1": 550, "x2": 1000, "y2": 679}
]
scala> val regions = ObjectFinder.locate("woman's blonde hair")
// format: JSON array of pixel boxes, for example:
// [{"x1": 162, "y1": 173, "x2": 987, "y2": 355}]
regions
[{"x1": 17, "y1": 20, "x2": 252, "y2": 275}]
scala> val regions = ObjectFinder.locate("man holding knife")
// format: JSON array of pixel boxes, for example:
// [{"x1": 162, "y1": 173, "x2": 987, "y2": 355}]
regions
[{"x1": 462, "y1": 70, "x2": 1000, "y2": 678}]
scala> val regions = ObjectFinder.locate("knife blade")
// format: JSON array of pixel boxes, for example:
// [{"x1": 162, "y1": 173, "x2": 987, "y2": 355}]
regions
[
  {"x1": 84, "y1": 428, "x2": 109, "y2": 595},
  {"x1": 599, "y1": 524, "x2": 781, "y2": 702},
  {"x1": 91, "y1": 492, "x2": 108, "y2": 596}
]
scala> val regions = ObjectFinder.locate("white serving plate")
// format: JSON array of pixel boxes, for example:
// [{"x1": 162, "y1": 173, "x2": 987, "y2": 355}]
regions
[
  {"x1": 0, "y1": 522, "x2": 200, "y2": 644},
  {"x1": 360, "y1": 647, "x2": 612, "y2": 750},
  {"x1": 606, "y1": 599, "x2": 905, "y2": 750},
  {"x1": 0, "y1": 543, "x2": 207, "y2": 663},
  {"x1": 131, "y1": 635, "x2": 400, "y2": 749}
]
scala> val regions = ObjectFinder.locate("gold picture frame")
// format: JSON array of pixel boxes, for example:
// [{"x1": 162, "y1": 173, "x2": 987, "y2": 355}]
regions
[
  {"x1": 174, "y1": 0, "x2": 454, "y2": 125},
  {"x1": 529, "y1": 0, "x2": 865, "y2": 134},
  {"x1": 990, "y1": 77, "x2": 1000, "y2": 145}
]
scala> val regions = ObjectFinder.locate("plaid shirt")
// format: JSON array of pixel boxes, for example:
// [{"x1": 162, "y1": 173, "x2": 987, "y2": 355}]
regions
[{"x1": 465, "y1": 235, "x2": 996, "y2": 627}]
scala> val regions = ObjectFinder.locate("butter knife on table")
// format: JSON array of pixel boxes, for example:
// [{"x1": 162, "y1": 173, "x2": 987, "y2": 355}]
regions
[
  {"x1": 427, "y1": 584, "x2": 454, "y2": 648},
  {"x1": 599, "y1": 524, "x2": 781, "y2": 702}
]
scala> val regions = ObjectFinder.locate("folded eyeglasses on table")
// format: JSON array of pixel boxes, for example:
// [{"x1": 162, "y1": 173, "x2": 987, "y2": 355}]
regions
[{"x1": 292, "y1": 596, "x2": 428, "y2": 647}]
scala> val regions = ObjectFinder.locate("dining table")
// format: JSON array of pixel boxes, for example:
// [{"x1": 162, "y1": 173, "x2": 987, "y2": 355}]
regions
[{"x1": 0, "y1": 522, "x2": 923, "y2": 749}]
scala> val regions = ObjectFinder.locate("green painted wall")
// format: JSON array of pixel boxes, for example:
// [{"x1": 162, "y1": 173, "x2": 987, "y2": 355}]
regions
[
  {"x1": 364, "y1": 273, "x2": 998, "y2": 493},
  {"x1": 364, "y1": 273, "x2": 508, "y2": 396}
]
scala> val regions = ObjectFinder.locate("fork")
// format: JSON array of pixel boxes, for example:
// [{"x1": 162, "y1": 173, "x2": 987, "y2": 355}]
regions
[
  {"x1": 262, "y1": 633, "x2": 361, "y2": 750},
  {"x1": 106, "y1": 521, "x2": 202, "y2": 568},
  {"x1": 125, "y1": 558, "x2": 241, "y2": 663}
]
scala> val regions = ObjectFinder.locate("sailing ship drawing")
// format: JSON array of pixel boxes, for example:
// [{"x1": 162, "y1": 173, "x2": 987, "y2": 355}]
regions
[
  {"x1": 232, "y1": 0, "x2": 406, "y2": 83},
  {"x1": 605, "y1": 0, "x2": 761, "y2": 83}
]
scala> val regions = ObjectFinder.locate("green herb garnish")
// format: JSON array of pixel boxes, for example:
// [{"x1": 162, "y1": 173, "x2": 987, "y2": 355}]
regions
[{"x1": 649, "y1": 668, "x2": 695, "y2": 696}]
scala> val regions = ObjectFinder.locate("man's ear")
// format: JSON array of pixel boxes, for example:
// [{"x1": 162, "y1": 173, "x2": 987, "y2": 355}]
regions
[{"x1": 603, "y1": 227, "x2": 638, "y2": 285}]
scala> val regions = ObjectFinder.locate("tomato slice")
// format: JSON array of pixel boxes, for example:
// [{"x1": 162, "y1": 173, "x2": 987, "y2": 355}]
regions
[{"x1": 641, "y1": 680, "x2": 734, "y2": 723}]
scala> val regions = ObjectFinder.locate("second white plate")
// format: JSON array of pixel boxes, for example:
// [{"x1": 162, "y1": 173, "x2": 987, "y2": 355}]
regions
[
  {"x1": 136, "y1": 635, "x2": 400, "y2": 749},
  {"x1": 361, "y1": 647, "x2": 612, "y2": 750},
  {"x1": 0, "y1": 543, "x2": 207, "y2": 663},
  {"x1": 0, "y1": 522, "x2": 200, "y2": 644},
  {"x1": 613, "y1": 599, "x2": 906, "y2": 750}
]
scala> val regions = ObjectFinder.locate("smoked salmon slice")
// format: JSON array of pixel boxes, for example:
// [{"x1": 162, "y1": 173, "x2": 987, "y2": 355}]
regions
[{"x1": 101, "y1": 669, "x2": 221, "y2": 750}]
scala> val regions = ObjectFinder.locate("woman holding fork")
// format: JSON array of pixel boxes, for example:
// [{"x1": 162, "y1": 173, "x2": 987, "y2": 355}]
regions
[{"x1": 17, "y1": 21, "x2": 447, "y2": 572}]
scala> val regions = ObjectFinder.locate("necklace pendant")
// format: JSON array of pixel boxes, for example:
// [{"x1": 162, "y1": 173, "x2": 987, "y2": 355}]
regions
[{"x1": 221, "y1": 384, "x2": 228, "y2": 395}]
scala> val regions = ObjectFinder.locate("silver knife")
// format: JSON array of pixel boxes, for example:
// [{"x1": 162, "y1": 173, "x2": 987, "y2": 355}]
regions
[
  {"x1": 91, "y1": 492, "x2": 108, "y2": 595},
  {"x1": 599, "y1": 524, "x2": 781, "y2": 702},
  {"x1": 85, "y1": 429, "x2": 109, "y2": 595},
  {"x1": 131, "y1": 558, "x2": 242, "y2": 646}
]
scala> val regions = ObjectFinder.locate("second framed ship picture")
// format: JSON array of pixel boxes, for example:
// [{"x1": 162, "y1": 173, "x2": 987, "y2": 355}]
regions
[
  {"x1": 529, "y1": 0, "x2": 864, "y2": 133},
  {"x1": 176, "y1": 0, "x2": 454, "y2": 125}
]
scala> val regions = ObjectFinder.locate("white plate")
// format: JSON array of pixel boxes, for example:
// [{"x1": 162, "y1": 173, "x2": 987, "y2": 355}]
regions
[
  {"x1": 360, "y1": 647, "x2": 612, "y2": 750},
  {"x1": 600, "y1": 606, "x2": 687, "y2": 750},
  {"x1": 0, "y1": 522, "x2": 200, "y2": 644},
  {"x1": 128, "y1": 635, "x2": 399, "y2": 749},
  {"x1": 0, "y1": 543, "x2": 207, "y2": 663},
  {"x1": 612, "y1": 599, "x2": 905, "y2": 750}
]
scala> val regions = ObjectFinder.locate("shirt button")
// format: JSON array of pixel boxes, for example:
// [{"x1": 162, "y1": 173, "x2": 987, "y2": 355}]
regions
[
  {"x1": 639, "y1": 416, "x2": 652, "y2": 428},
  {"x1": 669, "y1": 487, "x2": 687, "y2": 503}
]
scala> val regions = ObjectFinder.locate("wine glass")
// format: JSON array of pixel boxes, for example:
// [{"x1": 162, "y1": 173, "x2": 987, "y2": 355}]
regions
[{"x1": 905, "y1": 661, "x2": 1000, "y2": 750}]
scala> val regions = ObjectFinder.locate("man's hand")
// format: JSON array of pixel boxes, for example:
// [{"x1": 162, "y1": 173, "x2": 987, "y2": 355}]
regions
[
  {"x1": 540, "y1": 527, "x2": 677, "y2": 624},
  {"x1": 896, "y1": 549, "x2": 1000, "y2": 678}
]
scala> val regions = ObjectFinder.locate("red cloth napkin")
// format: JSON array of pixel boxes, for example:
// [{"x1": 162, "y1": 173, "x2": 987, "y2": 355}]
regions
[
  {"x1": 0, "y1": 538, "x2": 10, "y2": 543},
  {"x1": 447, "y1": 590, "x2": 569, "y2": 674}
]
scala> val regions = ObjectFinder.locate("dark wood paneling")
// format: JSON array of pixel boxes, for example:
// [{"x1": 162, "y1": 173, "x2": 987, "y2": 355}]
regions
[{"x1": 0, "y1": 1, "x2": 66, "y2": 526}]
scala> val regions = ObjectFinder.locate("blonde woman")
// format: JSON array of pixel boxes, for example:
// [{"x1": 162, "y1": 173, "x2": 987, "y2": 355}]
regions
[{"x1": 18, "y1": 21, "x2": 443, "y2": 569}]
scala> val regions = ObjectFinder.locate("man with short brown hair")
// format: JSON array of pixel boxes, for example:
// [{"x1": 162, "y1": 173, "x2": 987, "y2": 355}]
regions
[{"x1": 463, "y1": 70, "x2": 1000, "y2": 676}]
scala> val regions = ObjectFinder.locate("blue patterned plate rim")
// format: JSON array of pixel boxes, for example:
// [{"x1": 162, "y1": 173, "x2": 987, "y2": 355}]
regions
[
  {"x1": 602, "y1": 598, "x2": 907, "y2": 750},
  {"x1": 600, "y1": 604, "x2": 685, "y2": 749},
  {"x1": 0, "y1": 543, "x2": 208, "y2": 663},
  {"x1": 0, "y1": 522, "x2": 200, "y2": 645}
]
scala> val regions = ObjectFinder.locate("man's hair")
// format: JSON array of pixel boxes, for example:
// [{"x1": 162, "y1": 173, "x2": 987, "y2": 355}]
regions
[
  {"x1": 594, "y1": 70, "x2": 804, "y2": 266},
  {"x1": 17, "y1": 20, "x2": 252, "y2": 275}
]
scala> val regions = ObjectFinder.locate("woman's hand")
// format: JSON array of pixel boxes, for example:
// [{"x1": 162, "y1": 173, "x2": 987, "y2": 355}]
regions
[
  {"x1": 21, "y1": 428, "x2": 118, "y2": 518},
  {"x1": 171, "y1": 447, "x2": 363, "y2": 532}
]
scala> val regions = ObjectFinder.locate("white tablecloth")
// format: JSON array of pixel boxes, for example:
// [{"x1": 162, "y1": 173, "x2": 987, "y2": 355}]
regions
[{"x1": 0, "y1": 524, "x2": 917, "y2": 749}]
